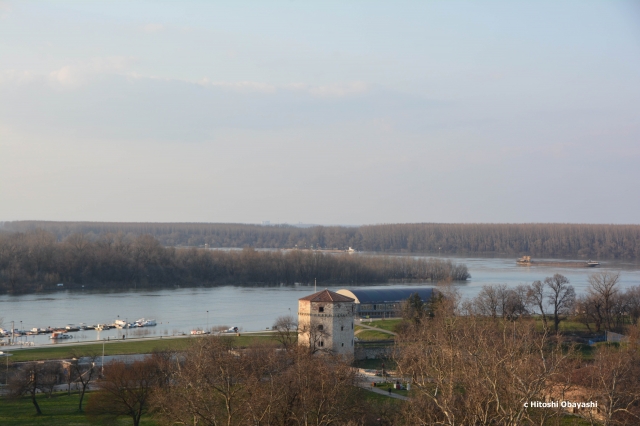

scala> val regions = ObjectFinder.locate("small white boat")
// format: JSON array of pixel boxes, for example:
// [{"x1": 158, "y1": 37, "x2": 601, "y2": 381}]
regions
[
  {"x1": 222, "y1": 327, "x2": 239, "y2": 334},
  {"x1": 135, "y1": 318, "x2": 157, "y2": 327},
  {"x1": 114, "y1": 320, "x2": 131, "y2": 329},
  {"x1": 50, "y1": 332, "x2": 73, "y2": 339}
]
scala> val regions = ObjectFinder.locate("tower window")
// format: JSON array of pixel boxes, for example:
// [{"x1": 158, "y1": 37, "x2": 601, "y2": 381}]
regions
[
  {"x1": 351, "y1": 323, "x2": 353, "y2": 329},
  {"x1": 318, "y1": 324, "x2": 323, "y2": 331},
  {"x1": 342, "y1": 343, "x2": 344, "y2": 347},
  {"x1": 319, "y1": 306, "x2": 324, "y2": 312},
  {"x1": 320, "y1": 341, "x2": 324, "y2": 347},
  {"x1": 341, "y1": 326, "x2": 344, "y2": 331}
]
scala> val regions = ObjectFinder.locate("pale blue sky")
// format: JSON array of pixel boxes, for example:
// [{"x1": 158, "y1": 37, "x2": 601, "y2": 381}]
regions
[{"x1": 1, "y1": 1, "x2": 639, "y2": 224}]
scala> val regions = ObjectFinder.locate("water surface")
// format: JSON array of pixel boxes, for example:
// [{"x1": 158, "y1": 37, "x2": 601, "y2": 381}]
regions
[{"x1": 1, "y1": 255, "x2": 638, "y2": 346}]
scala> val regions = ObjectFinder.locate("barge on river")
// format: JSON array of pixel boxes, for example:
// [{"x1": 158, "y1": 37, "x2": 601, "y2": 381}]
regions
[{"x1": 516, "y1": 256, "x2": 600, "y2": 268}]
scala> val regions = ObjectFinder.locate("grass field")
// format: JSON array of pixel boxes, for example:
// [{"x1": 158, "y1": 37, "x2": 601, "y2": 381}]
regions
[
  {"x1": 531, "y1": 317, "x2": 603, "y2": 335},
  {"x1": 7, "y1": 334, "x2": 278, "y2": 362},
  {"x1": 364, "y1": 319, "x2": 402, "y2": 333},
  {"x1": 354, "y1": 358, "x2": 396, "y2": 370},
  {"x1": 356, "y1": 330, "x2": 393, "y2": 341},
  {"x1": 0, "y1": 392, "x2": 157, "y2": 426}
]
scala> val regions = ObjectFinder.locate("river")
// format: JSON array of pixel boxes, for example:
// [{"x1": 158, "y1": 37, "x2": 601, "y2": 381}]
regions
[{"x1": 1, "y1": 255, "x2": 639, "y2": 346}]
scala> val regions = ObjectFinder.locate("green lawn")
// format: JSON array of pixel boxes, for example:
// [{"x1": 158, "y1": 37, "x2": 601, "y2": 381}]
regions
[
  {"x1": 0, "y1": 392, "x2": 157, "y2": 426},
  {"x1": 532, "y1": 317, "x2": 599, "y2": 335},
  {"x1": 358, "y1": 387, "x2": 407, "y2": 403},
  {"x1": 8, "y1": 334, "x2": 278, "y2": 362},
  {"x1": 364, "y1": 319, "x2": 403, "y2": 333},
  {"x1": 354, "y1": 358, "x2": 396, "y2": 370},
  {"x1": 356, "y1": 330, "x2": 394, "y2": 341}
]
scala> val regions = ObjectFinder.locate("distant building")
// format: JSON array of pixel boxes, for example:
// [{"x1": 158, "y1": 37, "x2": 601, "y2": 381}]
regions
[
  {"x1": 298, "y1": 289, "x2": 355, "y2": 357},
  {"x1": 336, "y1": 287, "x2": 435, "y2": 318}
]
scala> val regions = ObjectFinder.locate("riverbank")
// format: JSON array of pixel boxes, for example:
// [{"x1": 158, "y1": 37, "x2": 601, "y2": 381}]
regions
[{"x1": 4, "y1": 332, "x2": 278, "y2": 362}]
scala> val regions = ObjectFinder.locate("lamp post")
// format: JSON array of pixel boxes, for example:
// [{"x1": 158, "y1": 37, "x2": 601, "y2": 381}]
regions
[
  {"x1": 102, "y1": 339, "x2": 105, "y2": 376},
  {"x1": 20, "y1": 321, "x2": 23, "y2": 343},
  {"x1": 206, "y1": 310, "x2": 209, "y2": 333}
]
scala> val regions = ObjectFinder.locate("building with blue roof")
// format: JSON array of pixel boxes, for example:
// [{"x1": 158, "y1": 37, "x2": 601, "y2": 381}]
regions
[{"x1": 336, "y1": 287, "x2": 435, "y2": 318}]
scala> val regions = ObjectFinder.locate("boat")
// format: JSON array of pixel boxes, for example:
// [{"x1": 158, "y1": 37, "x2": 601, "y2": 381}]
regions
[
  {"x1": 222, "y1": 326, "x2": 239, "y2": 334},
  {"x1": 50, "y1": 332, "x2": 73, "y2": 339},
  {"x1": 135, "y1": 318, "x2": 157, "y2": 327},
  {"x1": 516, "y1": 256, "x2": 532, "y2": 265},
  {"x1": 114, "y1": 320, "x2": 131, "y2": 329},
  {"x1": 190, "y1": 329, "x2": 209, "y2": 335},
  {"x1": 587, "y1": 260, "x2": 600, "y2": 267}
]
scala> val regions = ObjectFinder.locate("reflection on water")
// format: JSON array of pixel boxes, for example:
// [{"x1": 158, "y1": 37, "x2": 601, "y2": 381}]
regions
[{"x1": 1, "y1": 255, "x2": 639, "y2": 346}]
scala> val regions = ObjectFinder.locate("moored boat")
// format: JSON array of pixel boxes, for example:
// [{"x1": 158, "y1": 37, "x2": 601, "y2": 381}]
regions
[
  {"x1": 135, "y1": 318, "x2": 157, "y2": 327},
  {"x1": 516, "y1": 256, "x2": 532, "y2": 265},
  {"x1": 50, "y1": 332, "x2": 73, "y2": 339}
]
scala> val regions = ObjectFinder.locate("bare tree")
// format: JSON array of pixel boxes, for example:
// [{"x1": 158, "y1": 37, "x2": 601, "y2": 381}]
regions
[
  {"x1": 395, "y1": 303, "x2": 574, "y2": 425},
  {"x1": 527, "y1": 280, "x2": 549, "y2": 329},
  {"x1": 69, "y1": 351, "x2": 99, "y2": 412},
  {"x1": 588, "y1": 272, "x2": 621, "y2": 331},
  {"x1": 152, "y1": 338, "x2": 360, "y2": 426},
  {"x1": 474, "y1": 285, "x2": 501, "y2": 318},
  {"x1": 473, "y1": 284, "x2": 529, "y2": 320},
  {"x1": 575, "y1": 294, "x2": 602, "y2": 333},
  {"x1": 298, "y1": 322, "x2": 332, "y2": 354},
  {"x1": 545, "y1": 274, "x2": 575, "y2": 333},
  {"x1": 8, "y1": 362, "x2": 44, "y2": 415},
  {"x1": 38, "y1": 361, "x2": 63, "y2": 398},
  {"x1": 503, "y1": 284, "x2": 530, "y2": 320},
  {"x1": 625, "y1": 286, "x2": 640, "y2": 325},
  {"x1": 272, "y1": 315, "x2": 297, "y2": 349},
  {"x1": 580, "y1": 329, "x2": 640, "y2": 425},
  {"x1": 86, "y1": 358, "x2": 159, "y2": 426}
]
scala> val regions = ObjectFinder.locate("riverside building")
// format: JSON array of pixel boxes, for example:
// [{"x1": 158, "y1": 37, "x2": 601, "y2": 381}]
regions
[{"x1": 298, "y1": 289, "x2": 356, "y2": 357}]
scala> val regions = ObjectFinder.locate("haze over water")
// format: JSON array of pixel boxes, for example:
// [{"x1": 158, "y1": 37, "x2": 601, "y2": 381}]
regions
[{"x1": 2, "y1": 254, "x2": 638, "y2": 346}]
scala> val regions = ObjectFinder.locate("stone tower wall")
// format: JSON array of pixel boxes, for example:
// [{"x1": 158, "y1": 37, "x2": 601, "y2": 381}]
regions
[{"x1": 298, "y1": 298, "x2": 355, "y2": 357}]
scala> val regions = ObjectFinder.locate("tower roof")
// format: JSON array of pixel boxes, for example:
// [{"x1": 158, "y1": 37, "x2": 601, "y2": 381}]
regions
[{"x1": 299, "y1": 289, "x2": 355, "y2": 303}]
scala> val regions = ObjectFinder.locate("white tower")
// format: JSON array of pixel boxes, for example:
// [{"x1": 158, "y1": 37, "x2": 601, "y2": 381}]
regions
[{"x1": 298, "y1": 289, "x2": 355, "y2": 357}]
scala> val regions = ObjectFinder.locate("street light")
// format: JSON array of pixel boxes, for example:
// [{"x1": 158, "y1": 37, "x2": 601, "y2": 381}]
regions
[{"x1": 206, "y1": 310, "x2": 209, "y2": 333}]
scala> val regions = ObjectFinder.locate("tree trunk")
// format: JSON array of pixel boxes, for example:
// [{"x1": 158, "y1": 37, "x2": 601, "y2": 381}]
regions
[
  {"x1": 78, "y1": 385, "x2": 86, "y2": 412},
  {"x1": 31, "y1": 391, "x2": 42, "y2": 415}
]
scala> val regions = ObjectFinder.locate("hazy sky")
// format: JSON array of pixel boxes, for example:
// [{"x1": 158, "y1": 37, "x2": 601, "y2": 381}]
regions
[{"x1": 1, "y1": 1, "x2": 639, "y2": 225}]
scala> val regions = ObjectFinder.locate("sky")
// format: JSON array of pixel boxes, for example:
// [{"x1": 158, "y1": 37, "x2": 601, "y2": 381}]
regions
[{"x1": 1, "y1": 1, "x2": 639, "y2": 225}]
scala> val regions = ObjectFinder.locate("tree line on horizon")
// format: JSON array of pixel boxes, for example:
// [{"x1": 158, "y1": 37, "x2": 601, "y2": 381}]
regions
[
  {"x1": 3, "y1": 220, "x2": 640, "y2": 260},
  {"x1": 0, "y1": 231, "x2": 469, "y2": 294}
]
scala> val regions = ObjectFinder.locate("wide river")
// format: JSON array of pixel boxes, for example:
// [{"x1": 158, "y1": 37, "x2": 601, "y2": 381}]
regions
[{"x1": 1, "y1": 254, "x2": 639, "y2": 346}]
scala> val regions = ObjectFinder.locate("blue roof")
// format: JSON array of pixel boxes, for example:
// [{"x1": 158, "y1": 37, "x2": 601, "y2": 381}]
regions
[{"x1": 336, "y1": 287, "x2": 435, "y2": 304}]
